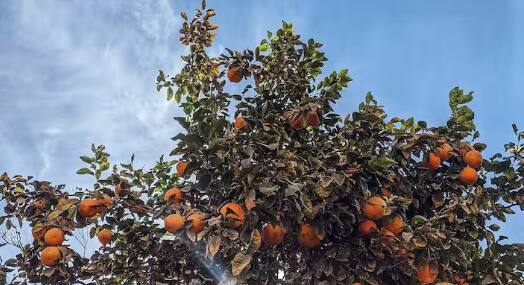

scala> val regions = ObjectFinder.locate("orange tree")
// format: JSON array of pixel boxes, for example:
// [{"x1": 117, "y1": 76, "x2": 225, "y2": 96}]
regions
[{"x1": 1, "y1": 2, "x2": 524, "y2": 284}]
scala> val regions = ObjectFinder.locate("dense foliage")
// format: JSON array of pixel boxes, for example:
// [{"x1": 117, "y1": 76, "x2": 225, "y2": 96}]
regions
[{"x1": 1, "y1": 2, "x2": 524, "y2": 284}]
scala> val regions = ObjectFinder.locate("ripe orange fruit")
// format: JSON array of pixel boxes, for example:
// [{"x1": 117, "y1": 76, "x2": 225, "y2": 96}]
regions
[
  {"x1": 227, "y1": 67, "x2": 242, "y2": 83},
  {"x1": 289, "y1": 116, "x2": 305, "y2": 129},
  {"x1": 423, "y1": 152, "x2": 441, "y2": 170},
  {"x1": 187, "y1": 213, "x2": 205, "y2": 234},
  {"x1": 97, "y1": 229, "x2": 113, "y2": 245},
  {"x1": 234, "y1": 116, "x2": 248, "y2": 130},
  {"x1": 306, "y1": 110, "x2": 320, "y2": 127},
  {"x1": 463, "y1": 149, "x2": 482, "y2": 168},
  {"x1": 41, "y1": 246, "x2": 62, "y2": 266},
  {"x1": 78, "y1": 199, "x2": 101, "y2": 218},
  {"x1": 362, "y1": 197, "x2": 387, "y2": 221},
  {"x1": 382, "y1": 215, "x2": 404, "y2": 236},
  {"x1": 358, "y1": 220, "x2": 378, "y2": 236},
  {"x1": 417, "y1": 264, "x2": 438, "y2": 284},
  {"x1": 435, "y1": 143, "x2": 453, "y2": 161},
  {"x1": 44, "y1": 228, "x2": 65, "y2": 246},
  {"x1": 164, "y1": 187, "x2": 184, "y2": 205},
  {"x1": 458, "y1": 167, "x2": 478, "y2": 185},
  {"x1": 165, "y1": 214, "x2": 185, "y2": 233},
  {"x1": 177, "y1": 161, "x2": 188, "y2": 177},
  {"x1": 297, "y1": 223, "x2": 321, "y2": 248},
  {"x1": 262, "y1": 223, "x2": 285, "y2": 246},
  {"x1": 220, "y1": 202, "x2": 245, "y2": 228}
]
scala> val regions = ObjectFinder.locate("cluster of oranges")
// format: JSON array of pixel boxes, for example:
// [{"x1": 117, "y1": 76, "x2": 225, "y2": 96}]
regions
[
  {"x1": 163, "y1": 161, "x2": 208, "y2": 235},
  {"x1": 37, "y1": 193, "x2": 117, "y2": 266},
  {"x1": 164, "y1": 162, "x2": 321, "y2": 248},
  {"x1": 164, "y1": 202, "x2": 244, "y2": 235},
  {"x1": 39, "y1": 227, "x2": 64, "y2": 266},
  {"x1": 359, "y1": 195, "x2": 441, "y2": 284},
  {"x1": 424, "y1": 142, "x2": 483, "y2": 185},
  {"x1": 359, "y1": 196, "x2": 404, "y2": 244},
  {"x1": 164, "y1": 197, "x2": 320, "y2": 249},
  {"x1": 365, "y1": 142, "x2": 483, "y2": 284}
]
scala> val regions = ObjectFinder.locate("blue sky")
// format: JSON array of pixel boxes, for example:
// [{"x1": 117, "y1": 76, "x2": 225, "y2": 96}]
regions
[{"x1": 0, "y1": 0, "x2": 523, "y2": 258}]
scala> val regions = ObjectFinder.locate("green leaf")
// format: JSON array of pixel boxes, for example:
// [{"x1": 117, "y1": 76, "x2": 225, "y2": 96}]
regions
[
  {"x1": 489, "y1": 224, "x2": 500, "y2": 231},
  {"x1": 4, "y1": 259, "x2": 17, "y2": 267},
  {"x1": 404, "y1": 117, "x2": 414, "y2": 129},
  {"x1": 80, "y1": 156, "x2": 94, "y2": 163},
  {"x1": 412, "y1": 215, "x2": 428, "y2": 226},
  {"x1": 76, "y1": 168, "x2": 94, "y2": 175},
  {"x1": 365, "y1": 92, "x2": 375, "y2": 104},
  {"x1": 89, "y1": 227, "x2": 96, "y2": 239},
  {"x1": 206, "y1": 119, "x2": 226, "y2": 140},
  {"x1": 512, "y1": 123, "x2": 518, "y2": 134},
  {"x1": 259, "y1": 42, "x2": 270, "y2": 52},
  {"x1": 175, "y1": 88, "x2": 183, "y2": 103},
  {"x1": 174, "y1": 117, "x2": 190, "y2": 129},
  {"x1": 100, "y1": 162, "x2": 110, "y2": 171},
  {"x1": 157, "y1": 70, "x2": 165, "y2": 82},
  {"x1": 368, "y1": 156, "x2": 396, "y2": 170},
  {"x1": 167, "y1": 87, "x2": 174, "y2": 101},
  {"x1": 183, "y1": 134, "x2": 203, "y2": 149}
]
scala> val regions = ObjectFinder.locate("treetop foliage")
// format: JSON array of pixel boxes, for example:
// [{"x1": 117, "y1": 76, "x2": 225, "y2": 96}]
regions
[{"x1": 1, "y1": 1, "x2": 524, "y2": 284}]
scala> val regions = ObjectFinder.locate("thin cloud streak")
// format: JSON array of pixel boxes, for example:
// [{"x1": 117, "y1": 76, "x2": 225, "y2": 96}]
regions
[{"x1": 0, "y1": 0, "x2": 184, "y2": 187}]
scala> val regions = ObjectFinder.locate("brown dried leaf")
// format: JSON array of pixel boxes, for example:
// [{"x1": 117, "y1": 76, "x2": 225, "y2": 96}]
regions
[
  {"x1": 245, "y1": 189, "x2": 256, "y2": 210},
  {"x1": 47, "y1": 209, "x2": 64, "y2": 222},
  {"x1": 481, "y1": 275, "x2": 498, "y2": 285},
  {"x1": 207, "y1": 235, "x2": 221, "y2": 259},
  {"x1": 320, "y1": 176, "x2": 333, "y2": 188},
  {"x1": 186, "y1": 229, "x2": 196, "y2": 242},
  {"x1": 300, "y1": 193, "x2": 313, "y2": 213},
  {"x1": 260, "y1": 185, "x2": 279, "y2": 196},
  {"x1": 401, "y1": 232, "x2": 413, "y2": 242},
  {"x1": 332, "y1": 173, "x2": 345, "y2": 186},
  {"x1": 207, "y1": 216, "x2": 222, "y2": 227},
  {"x1": 314, "y1": 186, "x2": 331, "y2": 199},
  {"x1": 247, "y1": 229, "x2": 261, "y2": 253},
  {"x1": 222, "y1": 229, "x2": 239, "y2": 240},
  {"x1": 231, "y1": 252, "x2": 252, "y2": 276},
  {"x1": 57, "y1": 198, "x2": 77, "y2": 210},
  {"x1": 412, "y1": 236, "x2": 427, "y2": 248}
]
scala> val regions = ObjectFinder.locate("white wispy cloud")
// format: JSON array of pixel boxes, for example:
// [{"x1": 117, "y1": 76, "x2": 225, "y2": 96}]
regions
[{"x1": 0, "y1": 0, "x2": 185, "y2": 186}]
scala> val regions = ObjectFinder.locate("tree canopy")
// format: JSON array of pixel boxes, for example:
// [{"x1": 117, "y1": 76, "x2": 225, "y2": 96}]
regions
[{"x1": 1, "y1": 2, "x2": 524, "y2": 284}]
